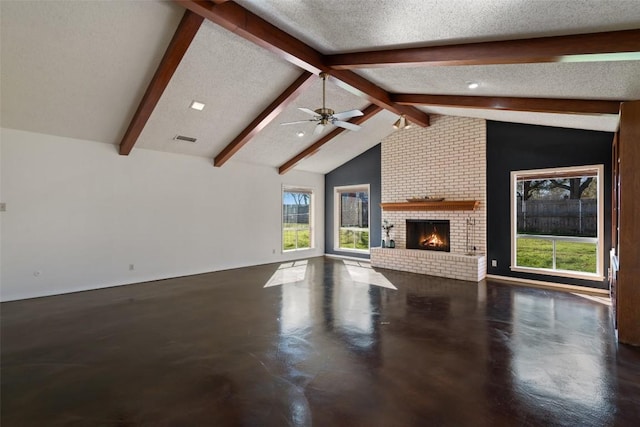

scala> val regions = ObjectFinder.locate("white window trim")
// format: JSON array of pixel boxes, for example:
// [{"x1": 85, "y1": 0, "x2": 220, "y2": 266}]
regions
[
  {"x1": 509, "y1": 164, "x2": 604, "y2": 281},
  {"x1": 282, "y1": 185, "x2": 314, "y2": 253},
  {"x1": 334, "y1": 184, "x2": 370, "y2": 254}
]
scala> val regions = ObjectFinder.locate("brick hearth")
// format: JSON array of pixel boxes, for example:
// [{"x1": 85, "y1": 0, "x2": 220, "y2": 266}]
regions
[{"x1": 371, "y1": 248, "x2": 486, "y2": 282}]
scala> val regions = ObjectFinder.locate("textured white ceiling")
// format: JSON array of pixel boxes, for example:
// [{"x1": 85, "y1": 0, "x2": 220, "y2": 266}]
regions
[
  {"x1": 359, "y1": 61, "x2": 640, "y2": 100},
  {"x1": 236, "y1": 0, "x2": 640, "y2": 53},
  {"x1": 1, "y1": 0, "x2": 638, "y2": 175},
  {"x1": 0, "y1": 0, "x2": 183, "y2": 144},
  {"x1": 294, "y1": 109, "x2": 398, "y2": 174},
  {"x1": 136, "y1": 20, "x2": 301, "y2": 158},
  {"x1": 232, "y1": 78, "x2": 372, "y2": 168},
  {"x1": 416, "y1": 107, "x2": 620, "y2": 132}
]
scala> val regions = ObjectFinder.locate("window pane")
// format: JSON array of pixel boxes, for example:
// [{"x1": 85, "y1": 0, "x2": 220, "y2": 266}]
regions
[
  {"x1": 513, "y1": 167, "x2": 601, "y2": 277},
  {"x1": 516, "y1": 177, "x2": 597, "y2": 237},
  {"x1": 283, "y1": 191, "x2": 310, "y2": 227},
  {"x1": 356, "y1": 230, "x2": 369, "y2": 250},
  {"x1": 556, "y1": 242, "x2": 597, "y2": 273},
  {"x1": 340, "y1": 192, "x2": 368, "y2": 228},
  {"x1": 283, "y1": 190, "x2": 312, "y2": 251},
  {"x1": 337, "y1": 190, "x2": 369, "y2": 250},
  {"x1": 339, "y1": 228, "x2": 354, "y2": 247},
  {"x1": 283, "y1": 229, "x2": 297, "y2": 251},
  {"x1": 516, "y1": 238, "x2": 553, "y2": 269},
  {"x1": 296, "y1": 229, "x2": 310, "y2": 249}
]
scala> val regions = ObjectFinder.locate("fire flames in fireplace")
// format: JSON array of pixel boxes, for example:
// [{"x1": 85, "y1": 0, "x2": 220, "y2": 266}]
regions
[
  {"x1": 406, "y1": 219, "x2": 450, "y2": 252},
  {"x1": 421, "y1": 227, "x2": 445, "y2": 249}
]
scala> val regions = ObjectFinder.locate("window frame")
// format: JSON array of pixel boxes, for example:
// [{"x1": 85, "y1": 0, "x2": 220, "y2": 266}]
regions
[
  {"x1": 509, "y1": 164, "x2": 604, "y2": 281},
  {"x1": 282, "y1": 186, "x2": 314, "y2": 253},
  {"x1": 334, "y1": 184, "x2": 370, "y2": 254}
]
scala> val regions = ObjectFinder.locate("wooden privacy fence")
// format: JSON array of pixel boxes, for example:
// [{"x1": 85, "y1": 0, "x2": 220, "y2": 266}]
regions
[
  {"x1": 283, "y1": 204, "x2": 309, "y2": 224},
  {"x1": 517, "y1": 199, "x2": 597, "y2": 236},
  {"x1": 340, "y1": 197, "x2": 368, "y2": 227}
]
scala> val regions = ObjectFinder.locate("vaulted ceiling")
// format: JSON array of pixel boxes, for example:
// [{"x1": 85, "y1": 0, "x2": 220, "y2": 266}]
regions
[{"x1": 2, "y1": 0, "x2": 639, "y2": 174}]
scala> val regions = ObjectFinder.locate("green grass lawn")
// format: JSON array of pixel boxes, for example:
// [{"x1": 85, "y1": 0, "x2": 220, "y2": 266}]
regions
[
  {"x1": 283, "y1": 225, "x2": 310, "y2": 250},
  {"x1": 339, "y1": 229, "x2": 369, "y2": 250},
  {"x1": 517, "y1": 238, "x2": 597, "y2": 273}
]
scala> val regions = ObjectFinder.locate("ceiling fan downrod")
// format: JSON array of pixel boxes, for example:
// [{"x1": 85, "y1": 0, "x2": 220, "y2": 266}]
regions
[{"x1": 316, "y1": 72, "x2": 334, "y2": 123}]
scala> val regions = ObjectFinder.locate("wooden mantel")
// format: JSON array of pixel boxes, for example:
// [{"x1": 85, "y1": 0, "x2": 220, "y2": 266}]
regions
[{"x1": 381, "y1": 200, "x2": 479, "y2": 211}]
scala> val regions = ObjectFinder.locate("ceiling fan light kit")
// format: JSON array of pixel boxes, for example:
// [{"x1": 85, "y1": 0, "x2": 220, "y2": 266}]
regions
[
  {"x1": 281, "y1": 72, "x2": 364, "y2": 135},
  {"x1": 393, "y1": 114, "x2": 413, "y2": 130}
]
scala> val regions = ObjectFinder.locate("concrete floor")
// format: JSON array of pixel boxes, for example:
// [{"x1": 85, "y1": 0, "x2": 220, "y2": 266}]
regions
[{"x1": 2, "y1": 256, "x2": 639, "y2": 426}]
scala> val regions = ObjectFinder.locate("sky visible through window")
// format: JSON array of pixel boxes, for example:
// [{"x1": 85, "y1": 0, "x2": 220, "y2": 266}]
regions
[{"x1": 283, "y1": 192, "x2": 307, "y2": 205}]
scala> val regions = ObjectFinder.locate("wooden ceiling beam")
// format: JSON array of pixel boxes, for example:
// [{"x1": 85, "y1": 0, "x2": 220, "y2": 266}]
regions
[
  {"x1": 329, "y1": 71, "x2": 429, "y2": 126},
  {"x1": 214, "y1": 71, "x2": 315, "y2": 167},
  {"x1": 174, "y1": 0, "x2": 430, "y2": 127},
  {"x1": 392, "y1": 94, "x2": 622, "y2": 115},
  {"x1": 119, "y1": 10, "x2": 203, "y2": 155},
  {"x1": 278, "y1": 104, "x2": 383, "y2": 175},
  {"x1": 326, "y1": 29, "x2": 640, "y2": 69},
  {"x1": 177, "y1": 0, "x2": 324, "y2": 74}
]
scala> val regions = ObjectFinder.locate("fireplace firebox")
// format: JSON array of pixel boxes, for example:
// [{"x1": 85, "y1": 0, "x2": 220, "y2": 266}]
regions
[{"x1": 406, "y1": 220, "x2": 450, "y2": 252}]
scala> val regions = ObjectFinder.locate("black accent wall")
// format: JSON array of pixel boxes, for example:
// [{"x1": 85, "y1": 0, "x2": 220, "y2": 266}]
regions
[
  {"x1": 486, "y1": 121, "x2": 613, "y2": 289},
  {"x1": 325, "y1": 144, "x2": 381, "y2": 259}
]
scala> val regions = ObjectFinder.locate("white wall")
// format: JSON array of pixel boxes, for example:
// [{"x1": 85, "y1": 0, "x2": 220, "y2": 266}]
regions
[{"x1": 0, "y1": 128, "x2": 324, "y2": 301}]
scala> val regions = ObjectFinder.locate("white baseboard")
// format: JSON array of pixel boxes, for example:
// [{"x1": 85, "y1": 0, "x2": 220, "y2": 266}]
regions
[
  {"x1": 486, "y1": 274, "x2": 610, "y2": 296},
  {"x1": 324, "y1": 253, "x2": 371, "y2": 263}
]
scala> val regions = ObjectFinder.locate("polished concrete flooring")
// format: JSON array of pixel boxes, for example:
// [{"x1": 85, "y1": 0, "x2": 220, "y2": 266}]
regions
[{"x1": 2, "y1": 257, "x2": 639, "y2": 426}]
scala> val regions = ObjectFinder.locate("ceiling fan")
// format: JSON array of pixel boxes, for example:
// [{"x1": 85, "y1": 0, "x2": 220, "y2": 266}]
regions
[{"x1": 281, "y1": 72, "x2": 364, "y2": 135}]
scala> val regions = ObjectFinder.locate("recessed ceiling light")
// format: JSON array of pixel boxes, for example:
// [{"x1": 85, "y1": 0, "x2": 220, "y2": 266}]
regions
[
  {"x1": 296, "y1": 131, "x2": 305, "y2": 137},
  {"x1": 189, "y1": 100, "x2": 205, "y2": 111},
  {"x1": 467, "y1": 82, "x2": 479, "y2": 89}
]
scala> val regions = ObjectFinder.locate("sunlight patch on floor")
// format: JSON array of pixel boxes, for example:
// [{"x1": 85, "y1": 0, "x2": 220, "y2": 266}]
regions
[
  {"x1": 264, "y1": 260, "x2": 309, "y2": 288},
  {"x1": 570, "y1": 292, "x2": 612, "y2": 306},
  {"x1": 342, "y1": 260, "x2": 397, "y2": 290}
]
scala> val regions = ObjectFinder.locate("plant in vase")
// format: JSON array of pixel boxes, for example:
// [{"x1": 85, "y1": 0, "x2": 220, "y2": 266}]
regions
[{"x1": 382, "y1": 220, "x2": 394, "y2": 247}]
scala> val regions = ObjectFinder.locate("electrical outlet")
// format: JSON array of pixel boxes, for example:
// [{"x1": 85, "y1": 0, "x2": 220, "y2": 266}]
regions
[
  {"x1": 491, "y1": 260, "x2": 497, "y2": 267},
  {"x1": 272, "y1": 249, "x2": 276, "y2": 254},
  {"x1": 129, "y1": 264, "x2": 135, "y2": 271},
  {"x1": 0, "y1": 202, "x2": 6, "y2": 212}
]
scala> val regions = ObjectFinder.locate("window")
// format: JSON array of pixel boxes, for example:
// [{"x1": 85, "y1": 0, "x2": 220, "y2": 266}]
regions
[
  {"x1": 510, "y1": 165, "x2": 604, "y2": 280},
  {"x1": 282, "y1": 187, "x2": 313, "y2": 251},
  {"x1": 335, "y1": 185, "x2": 369, "y2": 252}
]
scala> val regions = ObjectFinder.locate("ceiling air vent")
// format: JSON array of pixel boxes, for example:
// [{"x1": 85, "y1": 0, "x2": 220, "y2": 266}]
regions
[{"x1": 173, "y1": 135, "x2": 197, "y2": 143}]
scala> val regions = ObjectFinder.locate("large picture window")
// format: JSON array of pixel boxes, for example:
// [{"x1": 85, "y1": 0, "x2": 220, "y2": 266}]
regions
[
  {"x1": 510, "y1": 165, "x2": 604, "y2": 280},
  {"x1": 335, "y1": 185, "x2": 369, "y2": 252},
  {"x1": 282, "y1": 187, "x2": 313, "y2": 251}
]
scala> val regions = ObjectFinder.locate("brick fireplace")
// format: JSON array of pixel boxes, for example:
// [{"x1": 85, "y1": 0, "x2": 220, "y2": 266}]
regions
[{"x1": 371, "y1": 115, "x2": 487, "y2": 282}]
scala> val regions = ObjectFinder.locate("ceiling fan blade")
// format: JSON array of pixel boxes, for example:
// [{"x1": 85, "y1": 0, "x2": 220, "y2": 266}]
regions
[
  {"x1": 280, "y1": 119, "x2": 316, "y2": 126},
  {"x1": 314, "y1": 123, "x2": 325, "y2": 135},
  {"x1": 332, "y1": 109, "x2": 364, "y2": 121},
  {"x1": 299, "y1": 107, "x2": 319, "y2": 117},
  {"x1": 333, "y1": 120, "x2": 362, "y2": 132}
]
